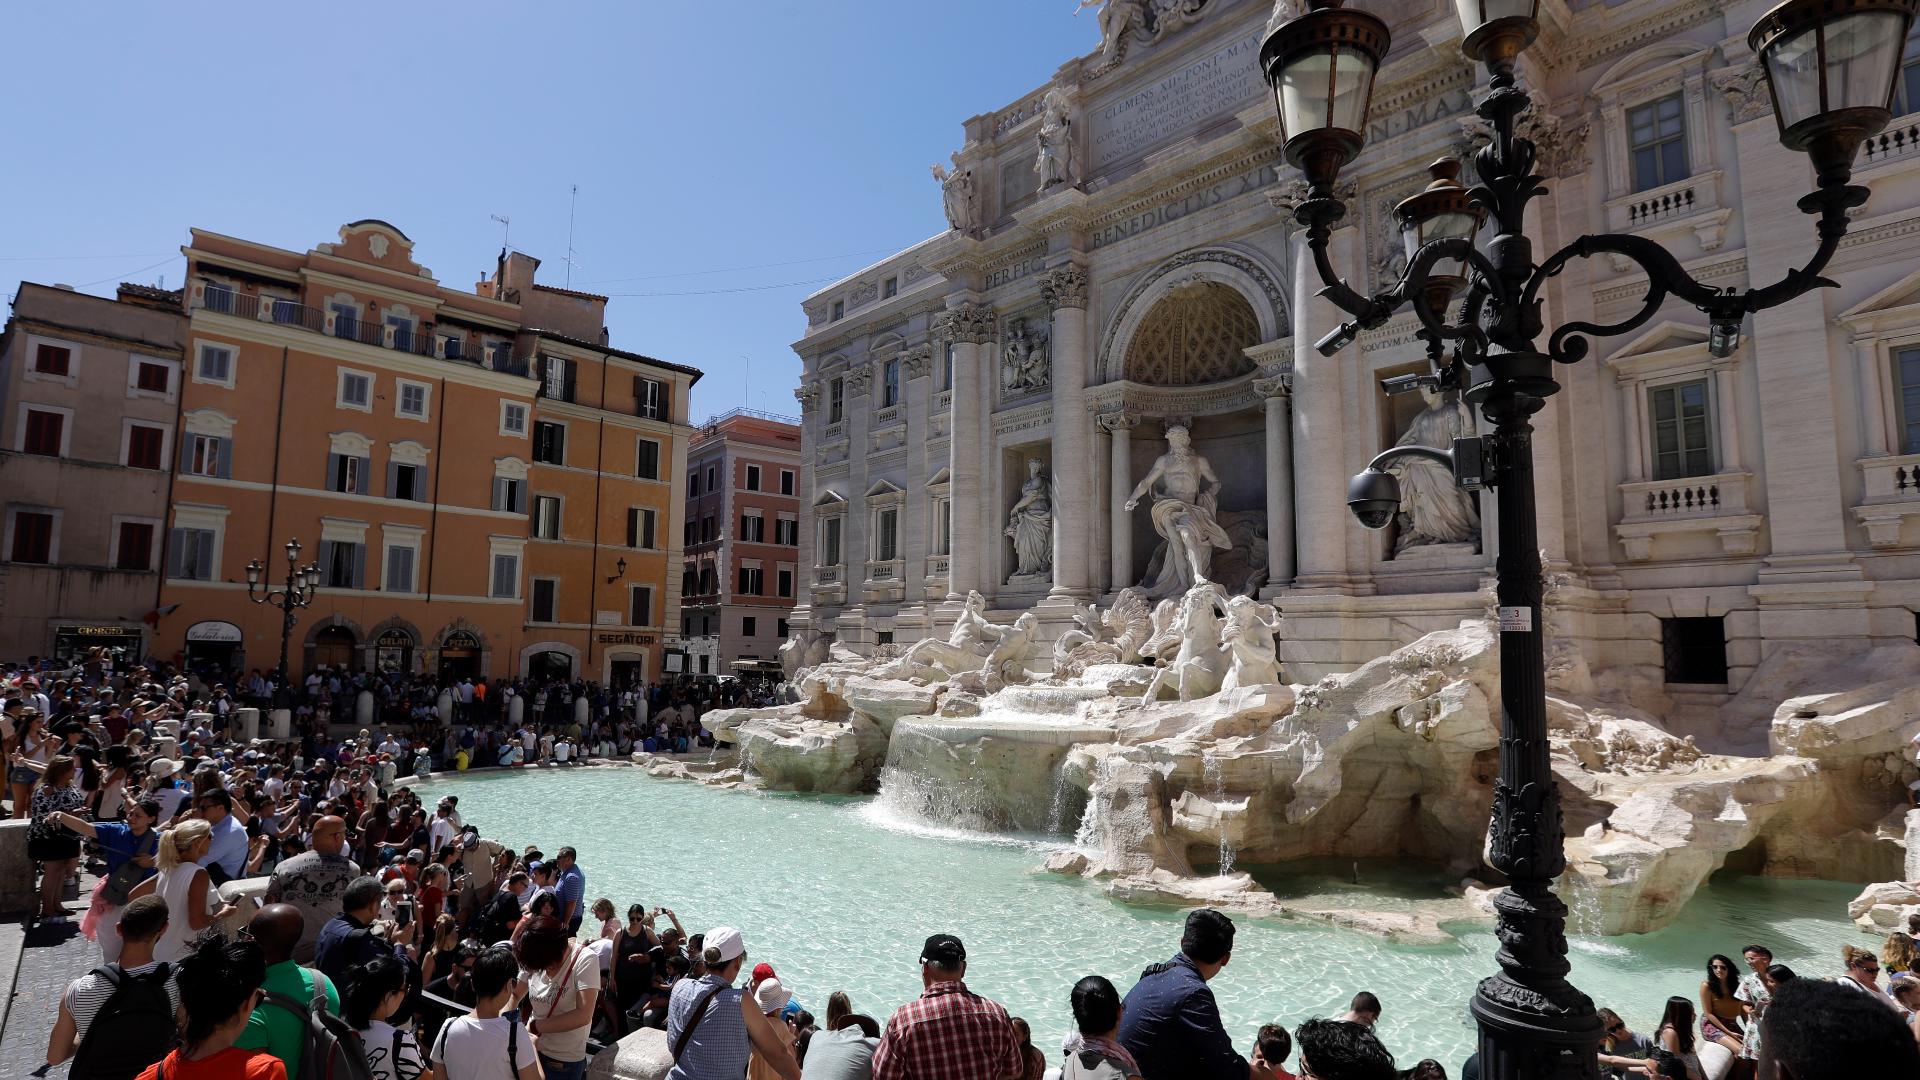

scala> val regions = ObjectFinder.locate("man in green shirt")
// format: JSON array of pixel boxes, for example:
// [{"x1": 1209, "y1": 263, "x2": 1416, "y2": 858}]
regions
[{"x1": 235, "y1": 903, "x2": 340, "y2": 1080}]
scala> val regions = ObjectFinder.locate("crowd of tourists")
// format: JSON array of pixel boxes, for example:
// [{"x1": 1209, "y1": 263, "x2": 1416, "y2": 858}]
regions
[{"x1": 6, "y1": 651, "x2": 1920, "y2": 1080}]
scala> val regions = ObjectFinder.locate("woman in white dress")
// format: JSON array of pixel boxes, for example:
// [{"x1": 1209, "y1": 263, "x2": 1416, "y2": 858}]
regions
[{"x1": 127, "y1": 817, "x2": 237, "y2": 962}]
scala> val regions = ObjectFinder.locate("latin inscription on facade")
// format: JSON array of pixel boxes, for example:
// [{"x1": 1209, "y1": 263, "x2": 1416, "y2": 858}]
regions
[
  {"x1": 1091, "y1": 162, "x2": 1280, "y2": 249},
  {"x1": 986, "y1": 255, "x2": 1046, "y2": 291},
  {"x1": 1088, "y1": 31, "x2": 1265, "y2": 175},
  {"x1": 1366, "y1": 88, "x2": 1474, "y2": 143}
]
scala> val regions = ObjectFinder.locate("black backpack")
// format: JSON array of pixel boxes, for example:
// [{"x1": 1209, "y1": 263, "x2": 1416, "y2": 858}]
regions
[
  {"x1": 262, "y1": 972, "x2": 375, "y2": 1080},
  {"x1": 69, "y1": 962, "x2": 175, "y2": 1080}
]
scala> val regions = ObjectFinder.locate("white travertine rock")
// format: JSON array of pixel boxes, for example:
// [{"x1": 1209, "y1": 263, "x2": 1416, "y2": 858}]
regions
[
  {"x1": 1848, "y1": 881, "x2": 1920, "y2": 934},
  {"x1": 589, "y1": 1026, "x2": 672, "y2": 1080}
]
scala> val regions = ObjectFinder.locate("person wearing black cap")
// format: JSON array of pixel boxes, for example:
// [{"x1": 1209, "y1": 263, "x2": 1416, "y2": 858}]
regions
[
  {"x1": 1116, "y1": 909, "x2": 1251, "y2": 1080},
  {"x1": 871, "y1": 933, "x2": 1023, "y2": 1080}
]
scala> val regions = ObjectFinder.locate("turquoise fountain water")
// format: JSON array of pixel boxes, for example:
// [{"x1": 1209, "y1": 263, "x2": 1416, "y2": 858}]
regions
[{"x1": 431, "y1": 768, "x2": 1860, "y2": 1067}]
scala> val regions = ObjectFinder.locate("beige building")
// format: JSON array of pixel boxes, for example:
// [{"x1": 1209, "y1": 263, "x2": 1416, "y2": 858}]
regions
[
  {"x1": 792, "y1": 0, "x2": 1920, "y2": 750},
  {"x1": 0, "y1": 282, "x2": 185, "y2": 662}
]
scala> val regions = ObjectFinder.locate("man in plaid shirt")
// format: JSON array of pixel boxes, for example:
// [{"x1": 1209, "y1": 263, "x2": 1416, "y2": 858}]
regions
[{"x1": 873, "y1": 933, "x2": 1026, "y2": 1080}]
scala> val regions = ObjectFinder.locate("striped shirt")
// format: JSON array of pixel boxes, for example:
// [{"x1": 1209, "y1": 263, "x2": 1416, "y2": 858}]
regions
[
  {"x1": 555, "y1": 864, "x2": 586, "y2": 918},
  {"x1": 63, "y1": 961, "x2": 180, "y2": 1044}
]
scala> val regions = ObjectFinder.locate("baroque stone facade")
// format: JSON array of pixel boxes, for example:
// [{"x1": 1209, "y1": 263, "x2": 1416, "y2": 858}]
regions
[{"x1": 790, "y1": 0, "x2": 1920, "y2": 744}]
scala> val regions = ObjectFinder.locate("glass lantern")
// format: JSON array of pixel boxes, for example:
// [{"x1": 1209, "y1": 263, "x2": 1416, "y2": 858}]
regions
[
  {"x1": 1453, "y1": 0, "x2": 1540, "y2": 64},
  {"x1": 1260, "y1": 0, "x2": 1391, "y2": 189},
  {"x1": 1751, "y1": 0, "x2": 1918, "y2": 182}
]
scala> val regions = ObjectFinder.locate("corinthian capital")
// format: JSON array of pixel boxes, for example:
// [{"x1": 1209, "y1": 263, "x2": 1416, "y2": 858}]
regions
[
  {"x1": 936, "y1": 302, "x2": 997, "y2": 344},
  {"x1": 1251, "y1": 374, "x2": 1292, "y2": 399},
  {"x1": 794, "y1": 382, "x2": 821, "y2": 408},
  {"x1": 1094, "y1": 408, "x2": 1137, "y2": 434},
  {"x1": 902, "y1": 345, "x2": 934, "y2": 380},
  {"x1": 1039, "y1": 265, "x2": 1090, "y2": 311}
]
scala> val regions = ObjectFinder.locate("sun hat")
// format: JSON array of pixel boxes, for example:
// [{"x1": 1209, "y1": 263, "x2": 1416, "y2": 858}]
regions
[
  {"x1": 147, "y1": 758, "x2": 180, "y2": 779},
  {"x1": 753, "y1": 977, "x2": 792, "y2": 1015},
  {"x1": 704, "y1": 926, "x2": 745, "y2": 965}
]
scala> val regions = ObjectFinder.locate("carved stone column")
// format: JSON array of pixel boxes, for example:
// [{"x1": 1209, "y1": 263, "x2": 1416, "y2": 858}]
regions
[
  {"x1": 1711, "y1": 357, "x2": 1744, "y2": 473},
  {"x1": 1042, "y1": 265, "x2": 1093, "y2": 600},
  {"x1": 936, "y1": 303, "x2": 995, "y2": 601},
  {"x1": 1854, "y1": 334, "x2": 1889, "y2": 457},
  {"x1": 791, "y1": 381, "x2": 821, "y2": 628},
  {"x1": 1099, "y1": 410, "x2": 1136, "y2": 593},
  {"x1": 1253, "y1": 373, "x2": 1295, "y2": 588}
]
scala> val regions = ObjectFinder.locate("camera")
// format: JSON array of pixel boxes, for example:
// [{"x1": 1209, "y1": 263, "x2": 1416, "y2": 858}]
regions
[{"x1": 1346, "y1": 469, "x2": 1401, "y2": 530}]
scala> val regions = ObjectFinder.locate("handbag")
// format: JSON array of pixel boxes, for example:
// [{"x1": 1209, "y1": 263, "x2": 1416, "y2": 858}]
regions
[
  {"x1": 102, "y1": 832, "x2": 158, "y2": 905},
  {"x1": 25, "y1": 817, "x2": 73, "y2": 862}
]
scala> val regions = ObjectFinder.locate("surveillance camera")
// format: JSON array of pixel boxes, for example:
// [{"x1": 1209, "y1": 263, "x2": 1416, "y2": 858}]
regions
[{"x1": 1346, "y1": 469, "x2": 1400, "y2": 530}]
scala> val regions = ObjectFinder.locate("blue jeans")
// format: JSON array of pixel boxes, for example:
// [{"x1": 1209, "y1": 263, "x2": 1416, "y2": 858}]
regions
[{"x1": 540, "y1": 1054, "x2": 587, "y2": 1080}]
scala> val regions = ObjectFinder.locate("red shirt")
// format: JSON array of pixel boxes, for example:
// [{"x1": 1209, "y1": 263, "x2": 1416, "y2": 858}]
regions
[
  {"x1": 873, "y1": 980, "x2": 1024, "y2": 1080},
  {"x1": 136, "y1": 1047, "x2": 289, "y2": 1080}
]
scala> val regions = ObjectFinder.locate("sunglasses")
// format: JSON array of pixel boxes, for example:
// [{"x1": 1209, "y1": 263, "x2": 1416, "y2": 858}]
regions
[{"x1": 1607, "y1": 1023, "x2": 1626, "y2": 1035}]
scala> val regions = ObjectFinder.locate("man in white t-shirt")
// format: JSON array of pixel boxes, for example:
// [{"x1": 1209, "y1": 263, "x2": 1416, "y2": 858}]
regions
[
  {"x1": 431, "y1": 946, "x2": 539, "y2": 1080},
  {"x1": 428, "y1": 804, "x2": 459, "y2": 854}
]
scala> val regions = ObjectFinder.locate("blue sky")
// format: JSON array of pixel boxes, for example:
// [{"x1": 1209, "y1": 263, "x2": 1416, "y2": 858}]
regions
[{"x1": 0, "y1": 3, "x2": 1097, "y2": 420}]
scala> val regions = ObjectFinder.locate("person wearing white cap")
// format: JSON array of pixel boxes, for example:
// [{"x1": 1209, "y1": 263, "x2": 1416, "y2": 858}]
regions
[
  {"x1": 665, "y1": 926, "x2": 800, "y2": 1080},
  {"x1": 749, "y1": 977, "x2": 797, "y2": 1080}
]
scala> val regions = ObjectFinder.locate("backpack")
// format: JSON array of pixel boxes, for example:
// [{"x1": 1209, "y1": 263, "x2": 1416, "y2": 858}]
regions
[
  {"x1": 263, "y1": 971, "x2": 375, "y2": 1080},
  {"x1": 69, "y1": 962, "x2": 175, "y2": 1080}
]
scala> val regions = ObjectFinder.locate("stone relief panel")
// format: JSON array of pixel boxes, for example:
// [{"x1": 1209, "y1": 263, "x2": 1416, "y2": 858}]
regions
[{"x1": 1001, "y1": 313, "x2": 1052, "y2": 396}]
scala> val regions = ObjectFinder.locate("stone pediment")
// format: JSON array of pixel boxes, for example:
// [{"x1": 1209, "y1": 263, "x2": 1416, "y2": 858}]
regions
[
  {"x1": 864, "y1": 479, "x2": 904, "y2": 500},
  {"x1": 813, "y1": 489, "x2": 848, "y2": 508},
  {"x1": 925, "y1": 467, "x2": 952, "y2": 490},
  {"x1": 1602, "y1": 320, "x2": 1713, "y2": 377},
  {"x1": 1839, "y1": 265, "x2": 1920, "y2": 329}
]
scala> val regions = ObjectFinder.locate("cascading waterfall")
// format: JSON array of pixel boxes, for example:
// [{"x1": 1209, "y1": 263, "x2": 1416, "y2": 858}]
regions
[
  {"x1": 1046, "y1": 766, "x2": 1074, "y2": 837},
  {"x1": 1203, "y1": 752, "x2": 1237, "y2": 876},
  {"x1": 1072, "y1": 756, "x2": 1112, "y2": 852}
]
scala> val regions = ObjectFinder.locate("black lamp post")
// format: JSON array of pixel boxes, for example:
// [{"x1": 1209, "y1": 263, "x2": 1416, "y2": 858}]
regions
[
  {"x1": 1261, "y1": 0, "x2": 1917, "y2": 1075},
  {"x1": 246, "y1": 539, "x2": 320, "y2": 699}
]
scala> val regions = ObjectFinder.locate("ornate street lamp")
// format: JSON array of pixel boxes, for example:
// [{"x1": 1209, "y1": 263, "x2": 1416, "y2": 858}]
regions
[
  {"x1": 246, "y1": 538, "x2": 320, "y2": 700},
  {"x1": 1263, "y1": 0, "x2": 1917, "y2": 1075}
]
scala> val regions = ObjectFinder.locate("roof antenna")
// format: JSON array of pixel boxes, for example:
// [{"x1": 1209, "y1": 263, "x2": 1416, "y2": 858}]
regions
[
  {"x1": 491, "y1": 214, "x2": 512, "y2": 252},
  {"x1": 563, "y1": 184, "x2": 582, "y2": 287}
]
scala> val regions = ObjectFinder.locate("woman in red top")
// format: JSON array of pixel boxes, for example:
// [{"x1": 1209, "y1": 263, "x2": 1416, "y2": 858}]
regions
[{"x1": 136, "y1": 934, "x2": 286, "y2": 1080}]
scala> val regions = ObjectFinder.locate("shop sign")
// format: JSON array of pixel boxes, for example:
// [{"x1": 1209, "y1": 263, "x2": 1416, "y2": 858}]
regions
[{"x1": 185, "y1": 620, "x2": 243, "y2": 643}]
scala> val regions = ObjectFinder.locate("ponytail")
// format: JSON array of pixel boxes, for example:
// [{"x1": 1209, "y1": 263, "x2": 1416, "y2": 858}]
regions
[{"x1": 158, "y1": 818, "x2": 212, "y2": 871}]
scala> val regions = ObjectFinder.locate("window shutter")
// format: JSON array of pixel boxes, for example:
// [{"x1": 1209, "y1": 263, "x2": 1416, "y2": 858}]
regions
[
  {"x1": 563, "y1": 361, "x2": 577, "y2": 403},
  {"x1": 193, "y1": 533, "x2": 215, "y2": 580},
  {"x1": 357, "y1": 456, "x2": 372, "y2": 495},
  {"x1": 415, "y1": 463, "x2": 429, "y2": 502},
  {"x1": 642, "y1": 509, "x2": 656, "y2": 550},
  {"x1": 492, "y1": 477, "x2": 508, "y2": 511},
  {"x1": 626, "y1": 508, "x2": 639, "y2": 548},
  {"x1": 386, "y1": 461, "x2": 400, "y2": 498},
  {"x1": 319, "y1": 541, "x2": 336, "y2": 584},
  {"x1": 632, "y1": 375, "x2": 644, "y2": 410},
  {"x1": 167, "y1": 529, "x2": 187, "y2": 578},
  {"x1": 351, "y1": 543, "x2": 367, "y2": 589},
  {"x1": 215, "y1": 437, "x2": 232, "y2": 479},
  {"x1": 179, "y1": 435, "x2": 195, "y2": 473},
  {"x1": 327, "y1": 453, "x2": 342, "y2": 491}
]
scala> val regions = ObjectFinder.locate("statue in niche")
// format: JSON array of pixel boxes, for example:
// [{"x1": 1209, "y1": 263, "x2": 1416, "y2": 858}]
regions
[
  {"x1": 931, "y1": 155, "x2": 976, "y2": 233},
  {"x1": 1035, "y1": 88, "x2": 1076, "y2": 189},
  {"x1": 1001, "y1": 318, "x2": 1050, "y2": 392},
  {"x1": 1004, "y1": 458, "x2": 1054, "y2": 582},
  {"x1": 1217, "y1": 595, "x2": 1283, "y2": 691},
  {"x1": 875, "y1": 591, "x2": 997, "y2": 683},
  {"x1": 1124, "y1": 423, "x2": 1231, "y2": 600},
  {"x1": 1388, "y1": 386, "x2": 1482, "y2": 555},
  {"x1": 1143, "y1": 582, "x2": 1230, "y2": 702}
]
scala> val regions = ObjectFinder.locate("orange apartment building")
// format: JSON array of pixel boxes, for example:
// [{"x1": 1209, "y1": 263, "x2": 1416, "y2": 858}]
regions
[
  {"x1": 680, "y1": 409, "x2": 801, "y2": 676},
  {"x1": 159, "y1": 220, "x2": 698, "y2": 686}
]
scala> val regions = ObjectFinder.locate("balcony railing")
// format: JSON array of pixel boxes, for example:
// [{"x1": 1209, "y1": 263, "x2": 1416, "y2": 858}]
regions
[
  {"x1": 1854, "y1": 452, "x2": 1920, "y2": 548},
  {"x1": 193, "y1": 281, "x2": 527, "y2": 373},
  {"x1": 1864, "y1": 121, "x2": 1920, "y2": 166},
  {"x1": 1615, "y1": 472, "x2": 1761, "y2": 560},
  {"x1": 1626, "y1": 187, "x2": 1696, "y2": 226},
  {"x1": 815, "y1": 565, "x2": 842, "y2": 585}
]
